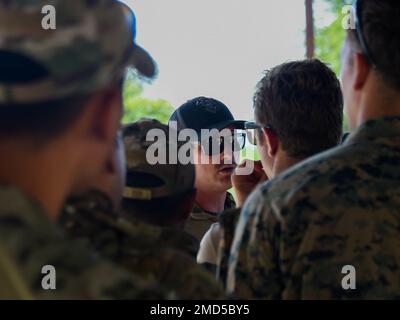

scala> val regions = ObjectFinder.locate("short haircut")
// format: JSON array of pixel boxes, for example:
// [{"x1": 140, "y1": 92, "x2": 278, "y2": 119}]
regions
[
  {"x1": 254, "y1": 59, "x2": 343, "y2": 158},
  {"x1": 348, "y1": 0, "x2": 400, "y2": 89}
]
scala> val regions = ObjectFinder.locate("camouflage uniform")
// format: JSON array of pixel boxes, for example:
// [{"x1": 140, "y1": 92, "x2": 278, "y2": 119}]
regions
[
  {"x1": 185, "y1": 192, "x2": 236, "y2": 241},
  {"x1": 61, "y1": 190, "x2": 224, "y2": 299},
  {"x1": 228, "y1": 117, "x2": 400, "y2": 299},
  {"x1": 215, "y1": 208, "x2": 241, "y2": 286},
  {"x1": 122, "y1": 214, "x2": 200, "y2": 258},
  {"x1": 0, "y1": 187, "x2": 165, "y2": 299},
  {"x1": 0, "y1": 0, "x2": 159, "y2": 299},
  {"x1": 121, "y1": 119, "x2": 202, "y2": 257}
]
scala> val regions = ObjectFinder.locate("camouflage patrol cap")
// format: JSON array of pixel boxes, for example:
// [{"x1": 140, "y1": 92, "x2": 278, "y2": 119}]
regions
[
  {"x1": 122, "y1": 119, "x2": 195, "y2": 200},
  {"x1": 0, "y1": 0, "x2": 156, "y2": 104}
]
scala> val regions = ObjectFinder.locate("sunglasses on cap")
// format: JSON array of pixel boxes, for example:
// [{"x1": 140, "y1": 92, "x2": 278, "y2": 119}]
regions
[
  {"x1": 245, "y1": 121, "x2": 275, "y2": 146},
  {"x1": 200, "y1": 131, "x2": 246, "y2": 156}
]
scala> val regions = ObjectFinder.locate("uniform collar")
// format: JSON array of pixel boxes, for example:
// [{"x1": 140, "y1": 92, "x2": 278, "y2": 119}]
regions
[
  {"x1": 192, "y1": 192, "x2": 236, "y2": 217},
  {"x1": 345, "y1": 116, "x2": 400, "y2": 145}
]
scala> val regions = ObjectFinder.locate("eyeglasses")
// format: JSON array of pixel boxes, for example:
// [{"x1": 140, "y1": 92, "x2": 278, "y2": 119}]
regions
[
  {"x1": 354, "y1": 0, "x2": 376, "y2": 67},
  {"x1": 244, "y1": 121, "x2": 275, "y2": 146},
  {"x1": 200, "y1": 132, "x2": 246, "y2": 156}
]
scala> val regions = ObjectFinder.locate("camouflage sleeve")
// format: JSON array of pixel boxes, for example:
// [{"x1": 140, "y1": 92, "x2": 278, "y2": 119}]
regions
[
  {"x1": 0, "y1": 212, "x2": 166, "y2": 299},
  {"x1": 118, "y1": 247, "x2": 225, "y2": 299},
  {"x1": 226, "y1": 188, "x2": 283, "y2": 299},
  {"x1": 174, "y1": 256, "x2": 225, "y2": 300}
]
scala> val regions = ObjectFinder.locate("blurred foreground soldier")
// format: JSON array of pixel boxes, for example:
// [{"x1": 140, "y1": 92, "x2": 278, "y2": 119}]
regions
[
  {"x1": 198, "y1": 60, "x2": 343, "y2": 277},
  {"x1": 0, "y1": 0, "x2": 164, "y2": 299},
  {"x1": 61, "y1": 119, "x2": 223, "y2": 299},
  {"x1": 0, "y1": 243, "x2": 33, "y2": 299},
  {"x1": 228, "y1": 0, "x2": 400, "y2": 299},
  {"x1": 122, "y1": 119, "x2": 200, "y2": 257},
  {"x1": 169, "y1": 97, "x2": 245, "y2": 240}
]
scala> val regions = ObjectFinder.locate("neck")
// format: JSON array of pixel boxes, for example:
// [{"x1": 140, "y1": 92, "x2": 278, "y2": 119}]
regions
[
  {"x1": 272, "y1": 152, "x2": 303, "y2": 178},
  {"x1": 195, "y1": 188, "x2": 226, "y2": 214},
  {"x1": 0, "y1": 139, "x2": 75, "y2": 221},
  {"x1": 357, "y1": 80, "x2": 400, "y2": 127}
]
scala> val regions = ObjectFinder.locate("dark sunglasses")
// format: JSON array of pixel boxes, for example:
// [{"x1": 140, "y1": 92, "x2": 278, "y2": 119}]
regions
[
  {"x1": 244, "y1": 121, "x2": 275, "y2": 146},
  {"x1": 200, "y1": 132, "x2": 246, "y2": 156}
]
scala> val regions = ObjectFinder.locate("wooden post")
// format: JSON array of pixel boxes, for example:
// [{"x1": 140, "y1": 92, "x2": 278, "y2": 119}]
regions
[{"x1": 305, "y1": 0, "x2": 315, "y2": 59}]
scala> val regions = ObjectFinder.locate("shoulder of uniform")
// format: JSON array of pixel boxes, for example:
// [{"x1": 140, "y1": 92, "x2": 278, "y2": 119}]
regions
[
  {"x1": 242, "y1": 144, "x2": 365, "y2": 221},
  {"x1": 0, "y1": 185, "x2": 51, "y2": 226},
  {"x1": 261, "y1": 144, "x2": 359, "y2": 199}
]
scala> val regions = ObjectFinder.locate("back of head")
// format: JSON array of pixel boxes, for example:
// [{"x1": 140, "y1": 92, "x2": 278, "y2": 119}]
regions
[
  {"x1": 254, "y1": 59, "x2": 343, "y2": 158},
  {"x1": 122, "y1": 119, "x2": 196, "y2": 228},
  {"x1": 348, "y1": 0, "x2": 400, "y2": 90}
]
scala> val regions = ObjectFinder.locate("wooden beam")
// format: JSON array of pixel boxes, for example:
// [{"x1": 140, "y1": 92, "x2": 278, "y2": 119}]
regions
[{"x1": 305, "y1": 0, "x2": 315, "y2": 59}]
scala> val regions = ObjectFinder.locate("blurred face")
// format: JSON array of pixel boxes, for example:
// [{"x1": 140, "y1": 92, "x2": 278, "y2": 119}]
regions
[
  {"x1": 193, "y1": 127, "x2": 243, "y2": 193},
  {"x1": 72, "y1": 84, "x2": 124, "y2": 200},
  {"x1": 341, "y1": 36, "x2": 359, "y2": 130},
  {"x1": 99, "y1": 132, "x2": 126, "y2": 211}
]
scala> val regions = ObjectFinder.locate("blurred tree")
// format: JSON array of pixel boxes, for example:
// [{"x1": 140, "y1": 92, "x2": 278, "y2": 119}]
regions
[
  {"x1": 315, "y1": 0, "x2": 351, "y2": 130},
  {"x1": 122, "y1": 72, "x2": 174, "y2": 124},
  {"x1": 315, "y1": 0, "x2": 347, "y2": 76}
]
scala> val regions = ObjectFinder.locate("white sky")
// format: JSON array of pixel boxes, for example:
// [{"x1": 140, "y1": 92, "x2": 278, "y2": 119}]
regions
[{"x1": 123, "y1": 0, "x2": 336, "y2": 120}]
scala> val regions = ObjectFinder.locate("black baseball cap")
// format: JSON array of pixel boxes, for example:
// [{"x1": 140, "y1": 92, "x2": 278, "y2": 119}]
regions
[{"x1": 169, "y1": 97, "x2": 245, "y2": 136}]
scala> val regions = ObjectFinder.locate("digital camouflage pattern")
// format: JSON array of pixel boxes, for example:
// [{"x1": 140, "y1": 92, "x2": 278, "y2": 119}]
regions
[
  {"x1": 61, "y1": 190, "x2": 224, "y2": 299},
  {"x1": 0, "y1": 186, "x2": 166, "y2": 299},
  {"x1": 228, "y1": 117, "x2": 400, "y2": 299},
  {"x1": 215, "y1": 207, "x2": 241, "y2": 287},
  {"x1": 123, "y1": 119, "x2": 195, "y2": 201},
  {"x1": 0, "y1": 0, "x2": 154, "y2": 104},
  {"x1": 185, "y1": 192, "x2": 236, "y2": 241}
]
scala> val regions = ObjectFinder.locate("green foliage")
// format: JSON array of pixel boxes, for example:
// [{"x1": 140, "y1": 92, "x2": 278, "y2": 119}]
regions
[
  {"x1": 315, "y1": 0, "x2": 347, "y2": 76},
  {"x1": 122, "y1": 74, "x2": 174, "y2": 125},
  {"x1": 315, "y1": 0, "x2": 350, "y2": 131},
  {"x1": 241, "y1": 146, "x2": 260, "y2": 161},
  {"x1": 315, "y1": 16, "x2": 345, "y2": 75}
]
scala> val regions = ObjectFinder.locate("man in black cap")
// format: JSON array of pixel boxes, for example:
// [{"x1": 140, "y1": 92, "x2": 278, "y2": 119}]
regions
[{"x1": 169, "y1": 97, "x2": 246, "y2": 240}]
